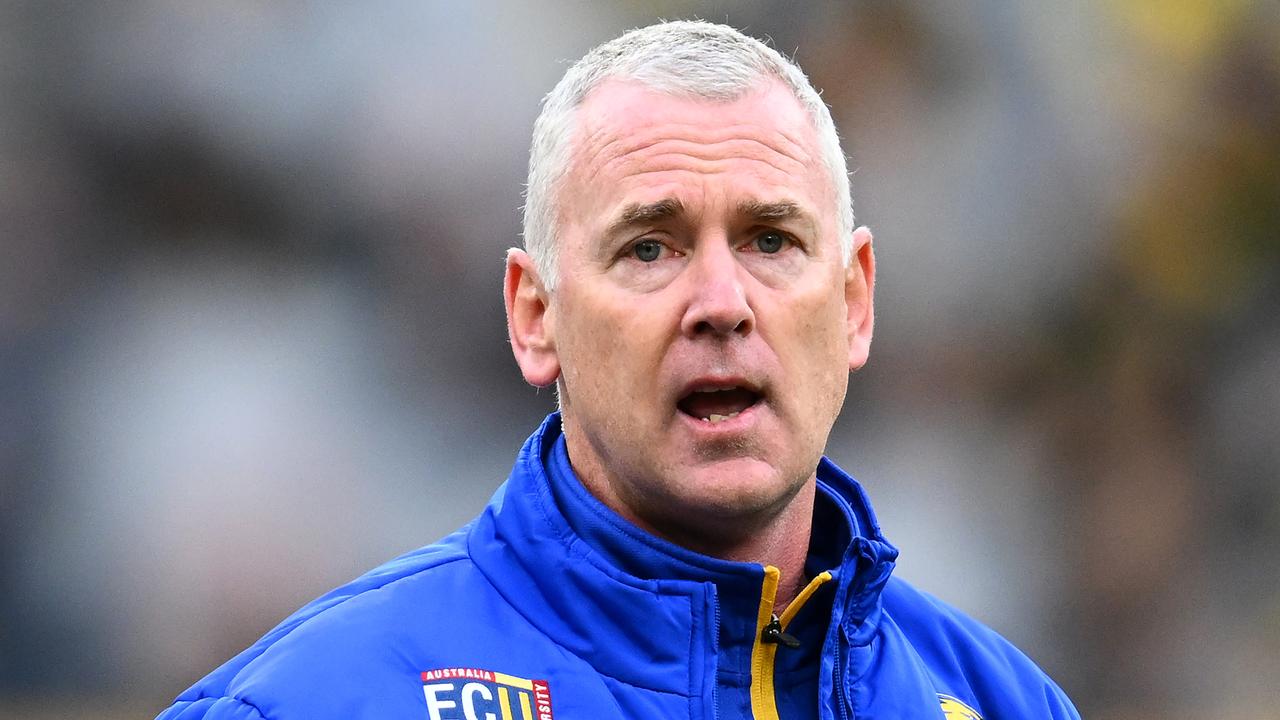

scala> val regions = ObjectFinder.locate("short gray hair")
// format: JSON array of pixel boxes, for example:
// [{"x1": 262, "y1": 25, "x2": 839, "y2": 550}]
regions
[{"x1": 522, "y1": 20, "x2": 854, "y2": 291}]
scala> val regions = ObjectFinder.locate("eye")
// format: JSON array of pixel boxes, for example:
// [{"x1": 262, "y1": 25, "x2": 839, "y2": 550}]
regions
[
  {"x1": 753, "y1": 231, "x2": 788, "y2": 254},
  {"x1": 633, "y1": 239, "x2": 663, "y2": 262}
]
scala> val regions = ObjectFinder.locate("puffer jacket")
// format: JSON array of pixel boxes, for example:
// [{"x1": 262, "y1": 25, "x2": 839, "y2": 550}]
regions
[{"x1": 157, "y1": 413, "x2": 1079, "y2": 719}]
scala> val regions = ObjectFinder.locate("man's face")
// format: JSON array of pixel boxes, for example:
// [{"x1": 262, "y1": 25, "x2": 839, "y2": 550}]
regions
[{"x1": 517, "y1": 79, "x2": 873, "y2": 544}]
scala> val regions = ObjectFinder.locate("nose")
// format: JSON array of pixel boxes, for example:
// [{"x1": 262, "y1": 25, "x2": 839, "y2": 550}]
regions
[{"x1": 680, "y1": 242, "x2": 755, "y2": 337}]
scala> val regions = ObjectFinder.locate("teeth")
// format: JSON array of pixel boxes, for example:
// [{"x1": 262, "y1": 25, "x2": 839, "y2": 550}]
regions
[{"x1": 705, "y1": 412, "x2": 741, "y2": 424}]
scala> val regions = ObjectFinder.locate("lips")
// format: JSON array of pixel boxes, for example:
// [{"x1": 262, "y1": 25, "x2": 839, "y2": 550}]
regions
[{"x1": 676, "y1": 384, "x2": 763, "y2": 423}]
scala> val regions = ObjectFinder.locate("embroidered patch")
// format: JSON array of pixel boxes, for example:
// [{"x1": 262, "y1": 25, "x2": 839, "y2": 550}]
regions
[
  {"x1": 939, "y1": 693, "x2": 983, "y2": 719},
  {"x1": 420, "y1": 668, "x2": 553, "y2": 720}
]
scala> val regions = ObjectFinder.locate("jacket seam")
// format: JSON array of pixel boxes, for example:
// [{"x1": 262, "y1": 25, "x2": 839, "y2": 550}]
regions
[
  {"x1": 226, "y1": 554, "x2": 472, "y2": 691},
  {"x1": 171, "y1": 695, "x2": 270, "y2": 719},
  {"x1": 238, "y1": 696, "x2": 269, "y2": 719},
  {"x1": 283, "y1": 554, "x2": 472, "y2": 634}
]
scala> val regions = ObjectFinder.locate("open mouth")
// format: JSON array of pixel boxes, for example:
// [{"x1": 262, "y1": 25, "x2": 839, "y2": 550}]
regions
[{"x1": 676, "y1": 386, "x2": 762, "y2": 424}]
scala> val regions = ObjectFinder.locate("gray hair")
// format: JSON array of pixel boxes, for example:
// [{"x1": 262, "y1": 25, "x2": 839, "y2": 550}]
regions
[{"x1": 522, "y1": 20, "x2": 854, "y2": 291}]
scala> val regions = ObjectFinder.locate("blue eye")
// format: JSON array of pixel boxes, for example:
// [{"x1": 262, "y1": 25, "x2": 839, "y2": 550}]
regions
[
  {"x1": 633, "y1": 240, "x2": 662, "y2": 262},
  {"x1": 755, "y1": 231, "x2": 786, "y2": 254}
]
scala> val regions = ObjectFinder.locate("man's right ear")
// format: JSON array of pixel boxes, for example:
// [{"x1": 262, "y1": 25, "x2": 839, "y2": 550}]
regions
[{"x1": 504, "y1": 248, "x2": 560, "y2": 387}]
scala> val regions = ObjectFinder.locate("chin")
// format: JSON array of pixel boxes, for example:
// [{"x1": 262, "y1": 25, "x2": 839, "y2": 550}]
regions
[{"x1": 663, "y1": 458, "x2": 802, "y2": 519}]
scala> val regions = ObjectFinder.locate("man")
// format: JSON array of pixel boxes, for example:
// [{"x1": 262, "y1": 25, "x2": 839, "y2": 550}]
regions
[{"x1": 159, "y1": 21, "x2": 1079, "y2": 720}]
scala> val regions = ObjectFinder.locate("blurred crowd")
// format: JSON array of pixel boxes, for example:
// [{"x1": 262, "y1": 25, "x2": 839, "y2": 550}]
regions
[{"x1": 1, "y1": 2, "x2": 1277, "y2": 718}]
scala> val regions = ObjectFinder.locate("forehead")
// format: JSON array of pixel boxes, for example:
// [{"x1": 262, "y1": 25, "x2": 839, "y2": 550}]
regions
[{"x1": 562, "y1": 79, "x2": 832, "y2": 228}]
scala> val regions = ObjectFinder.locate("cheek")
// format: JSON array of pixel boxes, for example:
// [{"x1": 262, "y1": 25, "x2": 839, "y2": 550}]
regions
[
  {"x1": 769, "y1": 287, "x2": 851, "y2": 398},
  {"x1": 557, "y1": 292, "x2": 661, "y2": 400},
  {"x1": 785, "y1": 282, "x2": 848, "y2": 351}
]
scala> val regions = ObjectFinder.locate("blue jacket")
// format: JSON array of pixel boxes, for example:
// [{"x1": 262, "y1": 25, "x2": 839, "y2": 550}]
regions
[{"x1": 158, "y1": 413, "x2": 1079, "y2": 719}]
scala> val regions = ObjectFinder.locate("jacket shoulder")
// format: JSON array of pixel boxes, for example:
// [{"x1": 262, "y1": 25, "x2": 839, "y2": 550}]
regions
[
  {"x1": 159, "y1": 525, "x2": 483, "y2": 718},
  {"x1": 157, "y1": 696, "x2": 267, "y2": 720},
  {"x1": 881, "y1": 575, "x2": 1080, "y2": 719}
]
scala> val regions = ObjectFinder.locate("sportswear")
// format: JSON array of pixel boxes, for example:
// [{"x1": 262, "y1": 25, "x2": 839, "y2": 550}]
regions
[{"x1": 157, "y1": 413, "x2": 1080, "y2": 719}]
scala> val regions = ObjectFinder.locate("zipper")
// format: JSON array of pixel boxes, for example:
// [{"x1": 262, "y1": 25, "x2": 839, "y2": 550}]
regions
[
  {"x1": 761, "y1": 614, "x2": 800, "y2": 648},
  {"x1": 749, "y1": 566, "x2": 782, "y2": 720},
  {"x1": 833, "y1": 632, "x2": 851, "y2": 720},
  {"x1": 712, "y1": 593, "x2": 721, "y2": 720},
  {"x1": 749, "y1": 568, "x2": 834, "y2": 719}
]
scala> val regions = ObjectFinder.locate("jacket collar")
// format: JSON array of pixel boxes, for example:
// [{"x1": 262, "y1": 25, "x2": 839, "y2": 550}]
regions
[{"x1": 470, "y1": 413, "x2": 898, "y2": 696}]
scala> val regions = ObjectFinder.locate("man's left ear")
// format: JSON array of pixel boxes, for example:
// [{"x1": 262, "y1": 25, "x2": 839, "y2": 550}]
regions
[{"x1": 845, "y1": 226, "x2": 876, "y2": 371}]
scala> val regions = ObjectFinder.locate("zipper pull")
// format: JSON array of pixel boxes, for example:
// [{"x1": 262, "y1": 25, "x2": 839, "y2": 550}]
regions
[{"x1": 761, "y1": 613, "x2": 801, "y2": 649}]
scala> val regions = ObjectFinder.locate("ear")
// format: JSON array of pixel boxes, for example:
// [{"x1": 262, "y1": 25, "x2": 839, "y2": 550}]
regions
[
  {"x1": 845, "y1": 226, "x2": 876, "y2": 371},
  {"x1": 504, "y1": 248, "x2": 560, "y2": 387}
]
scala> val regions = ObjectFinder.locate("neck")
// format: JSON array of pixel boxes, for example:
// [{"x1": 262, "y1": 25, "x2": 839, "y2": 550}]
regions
[
  {"x1": 557, "y1": 414, "x2": 818, "y2": 608},
  {"x1": 572, "y1": 457, "x2": 817, "y2": 608},
  {"x1": 653, "y1": 486, "x2": 815, "y2": 608}
]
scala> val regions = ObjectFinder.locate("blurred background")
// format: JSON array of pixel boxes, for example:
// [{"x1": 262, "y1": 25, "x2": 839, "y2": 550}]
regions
[{"x1": 2, "y1": 1, "x2": 1277, "y2": 717}]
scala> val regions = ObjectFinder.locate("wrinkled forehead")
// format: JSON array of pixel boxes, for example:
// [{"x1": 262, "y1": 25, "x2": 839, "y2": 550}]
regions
[
  {"x1": 571, "y1": 76, "x2": 819, "y2": 157},
  {"x1": 562, "y1": 78, "x2": 833, "y2": 217}
]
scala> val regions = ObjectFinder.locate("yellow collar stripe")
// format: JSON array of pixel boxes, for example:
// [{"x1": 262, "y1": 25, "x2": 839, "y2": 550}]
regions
[{"x1": 749, "y1": 568, "x2": 835, "y2": 719}]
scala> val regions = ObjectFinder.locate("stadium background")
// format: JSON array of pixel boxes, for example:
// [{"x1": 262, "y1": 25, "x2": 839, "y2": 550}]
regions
[{"x1": 1, "y1": 1, "x2": 1277, "y2": 717}]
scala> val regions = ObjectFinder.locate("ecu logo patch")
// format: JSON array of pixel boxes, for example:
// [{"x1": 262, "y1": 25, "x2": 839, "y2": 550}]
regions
[
  {"x1": 939, "y1": 694, "x2": 983, "y2": 719},
  {"x1": 421, "y1": 668, "x2": 553, "y2": 720}
]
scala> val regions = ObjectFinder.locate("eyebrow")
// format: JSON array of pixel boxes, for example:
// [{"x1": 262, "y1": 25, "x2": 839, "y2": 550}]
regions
[
  {"x1": 737, "y1": 199, "x2": 804, "y2": 223},
  {"x1": 602, "y1": 197, "x2": 815, "y2": 239},
  {"x1": 738, "y1": 199, "x2": 820, "y2": 241},
  {"x1": 606, "y1": 198, "x2": 687, "y2": 236}
]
